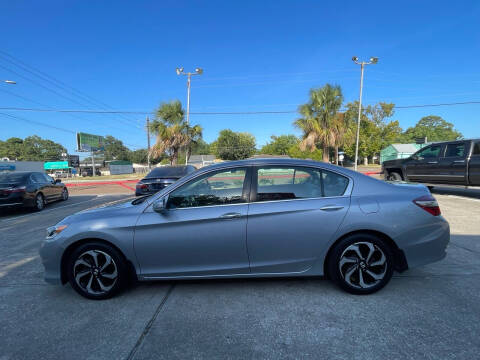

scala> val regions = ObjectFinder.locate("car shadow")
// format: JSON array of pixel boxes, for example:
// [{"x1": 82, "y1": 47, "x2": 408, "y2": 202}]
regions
[
  {"x1": 0, "y1": 194, "x2": 98, "y2": 218},
  {"x1": 430, "y1": 186, "x2": 480, "y2": 199}
]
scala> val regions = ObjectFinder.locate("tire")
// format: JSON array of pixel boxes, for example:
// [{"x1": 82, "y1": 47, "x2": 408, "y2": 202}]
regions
[
  {"x1": 61, "y1": 188, "x2": 69, "y2": 201},
  {"x1": 33, "y1": 193, "x2": 45, "y2": 211},
  {"x1": 387, "y1": 172, "x2": 403, "y2": 181},
  {"x1": 67, "y1": 242, "x2": 127, "y2": 300},
  {"x1": 327, "y1": 233, "x2": 394, "y2": 295}
]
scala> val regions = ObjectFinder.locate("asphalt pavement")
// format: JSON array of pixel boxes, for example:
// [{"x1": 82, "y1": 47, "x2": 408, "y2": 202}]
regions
[{"x1": 0, "y1": 192, "x2": 479, "y2": 360}]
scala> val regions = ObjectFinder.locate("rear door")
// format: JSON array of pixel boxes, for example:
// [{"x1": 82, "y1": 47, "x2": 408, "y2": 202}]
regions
[
  {"x1": 468, "y1": 141, "x2": 480, "y2": 186},
  {"x1": 246, "y1": 165, "x2": 350, "y2": 273},
  {"x1": 437, "y1": 141, "x2": 468, "y2": 185},
  {"x1": 31, "y1": 173, "x2": 53, "y2": 200}
]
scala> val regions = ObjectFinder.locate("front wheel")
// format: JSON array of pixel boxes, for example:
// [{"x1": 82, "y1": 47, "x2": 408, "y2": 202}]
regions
[
  {"x1": 327, "y1": 234, "x2": 394, "y2": 295},
  {"x1": 67, "y1": 242, "x2": 127, "y2": 300},
  {"x1": 33, "y1": 193, "x2": 45, "y2": 211},
  {"x1": 386, "y1": 171, "x2": 403, "y2": 181}
]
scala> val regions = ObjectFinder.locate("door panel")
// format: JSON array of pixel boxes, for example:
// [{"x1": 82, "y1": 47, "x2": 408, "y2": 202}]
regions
[
  {"x1": 408, "y1": 144, "x2": 443, "y2": 183},
  {"x1": 246, "y1": 166, "x2": 350, "y2": 274},
  {"x1": 437, "y1": 142, "x2": 468, "y2": 184},
  {"x1": 134, "y1": 204, "x2": 250, "y2": 277},
  {"x1": 134, "y1": 166, "x2": 251, "y2": 278}
]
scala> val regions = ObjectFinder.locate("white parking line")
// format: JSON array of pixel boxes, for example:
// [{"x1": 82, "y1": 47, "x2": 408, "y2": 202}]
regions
[{"x1": 0, "y1": 197, "x2": 99, "y2": 223}]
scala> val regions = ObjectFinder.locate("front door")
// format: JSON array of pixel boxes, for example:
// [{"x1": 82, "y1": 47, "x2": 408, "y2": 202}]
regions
[
  {"x1": 134, "y1": 167, "x2": 252, "y2": 278},
  {"x1": 246, "y1": 166, "x2": 350, "y2": 273},
  {"x1": 407, "y1": 144, "x2": 443, "y2": 183}
]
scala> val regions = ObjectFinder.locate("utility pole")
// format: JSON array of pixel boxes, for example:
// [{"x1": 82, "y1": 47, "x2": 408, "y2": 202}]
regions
[
  {"x1": 146, "y1": 117, "x2": 151, "y2": 169},
  {"x1": 176, "y1": 67, "x2": 203, "y2": 165},
  {"x1": 91, "y1": 150, "x2": 95, "y2": 177},
  {"x1": 352, "y1": 56, "x2": 378, "y2": 171}
]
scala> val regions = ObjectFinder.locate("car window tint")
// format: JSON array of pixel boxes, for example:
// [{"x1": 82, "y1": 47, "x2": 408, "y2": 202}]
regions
[
  {"x1": 43, "y1": 174, "x2": 54, "y2": 183},
  {"x1": 167, "y1": 168, "x2": 247, "y2": 209},
  {"x1": 256, "y1": 167, "x2": 322, "y2": 201},
  {"x1": 444, "y1": 143, "x2": 465, "y2": 157},
  {"x1": 322, "y1": 170, "x2": 349, "y2": 197},
  {"x1": 417, "y1": 145, "x2": 441, "y2": 158},
  {"x1": 472, "y1": 142, "x2": 480, "y2": 156},
  {"x1": 32, "y1": 173, "x2": 45, "y2": 183}
]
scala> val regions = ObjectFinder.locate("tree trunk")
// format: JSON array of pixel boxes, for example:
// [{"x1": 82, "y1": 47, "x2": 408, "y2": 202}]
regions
[
  {"x1": 171, "y1": 151, "x2": 178, "y2": 165},
  {"x1": 322, "y1": 143, "x2": 329, "y2": 163},
  {"x1": 335, "y1": 146, "x2": 339, "y2": 165}
]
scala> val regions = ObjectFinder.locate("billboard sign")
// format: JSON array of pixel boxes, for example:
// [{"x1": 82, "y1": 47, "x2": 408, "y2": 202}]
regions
[
  {"x1": 68, "y1": 155, "x2": 80, "y2": 167},
  {"x1": 76, "y1": 132, "x2": 105, "y2": 152},
  {"x1": 44, "y1": 161, "x2": 69, "y2": 170}
]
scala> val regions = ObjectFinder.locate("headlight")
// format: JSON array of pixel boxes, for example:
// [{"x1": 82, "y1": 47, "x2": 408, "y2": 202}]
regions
[{"x1": 46, "y1": 225, "x2": 68, "y2": 239}]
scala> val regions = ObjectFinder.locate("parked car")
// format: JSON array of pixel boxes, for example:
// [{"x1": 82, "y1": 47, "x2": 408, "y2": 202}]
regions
[
  {"x1": 0, "y1": 171, "x2": 69, "y2": 211},
  {"x1": 40, "y1": 158, "x2": 449, "y2": 299},
  {"x1": 135, "y1": 165, "x2": 196, "y2": 196},
  {"x1": 81, "y1": 168, "x2": 101, "y2": 177},
  {"x1": 382, "y1": 139, "x2": 480, "y2": 186}
]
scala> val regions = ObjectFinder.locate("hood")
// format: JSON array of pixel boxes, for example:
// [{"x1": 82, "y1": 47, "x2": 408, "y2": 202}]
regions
[{"x1": 77, "y1": 197, "x2": 137, "y2": 215}]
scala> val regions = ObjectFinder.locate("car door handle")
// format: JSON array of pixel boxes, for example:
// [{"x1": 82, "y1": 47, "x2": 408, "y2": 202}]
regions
[
  {"x1": 219, "y1": 212, "x2": 242, "y2": 219},
  {"x1": 427, "y1": 161, "x2": 438, "y2": 164},
  {"x1": 319, "y1": 206, "x2": 344, "y2": 211},
  {"x1": 453, "y1": 160, "x2": 465, "y2": 163}
]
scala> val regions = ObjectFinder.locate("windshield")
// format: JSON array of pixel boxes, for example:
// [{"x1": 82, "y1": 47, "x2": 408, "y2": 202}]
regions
[
  {"x1": 0, "y1": 172, "x2": 29, "y2": 183},
  {"x1": 145, "y1": 166, "x2": 194, "y2": 178}
]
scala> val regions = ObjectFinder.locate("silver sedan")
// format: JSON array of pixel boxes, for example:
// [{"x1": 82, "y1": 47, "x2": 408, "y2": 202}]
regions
[{"x1": 40, "y1": 158, "x2": 449, "y2": 299}]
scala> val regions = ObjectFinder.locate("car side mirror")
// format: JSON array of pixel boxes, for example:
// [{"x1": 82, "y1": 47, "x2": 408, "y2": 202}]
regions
[
  {"x1": 54, "y1": 179, "x2": 61, "y2": 184},
  {"x1": 153, "y1": 197, "x2": 167, "y2": 213}
]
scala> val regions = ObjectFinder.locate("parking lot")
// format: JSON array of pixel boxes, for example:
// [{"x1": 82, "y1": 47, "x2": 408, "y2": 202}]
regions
[{"x1": 1, "y1": 187, "x2": 480, "y2": 360}]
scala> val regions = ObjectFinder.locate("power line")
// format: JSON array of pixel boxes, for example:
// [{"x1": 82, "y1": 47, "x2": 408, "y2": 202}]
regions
[
  {"x1": 0, "y1": 112, "x2": 75, "y2": 134},
  {"x1": 0, "y1": 100, "x2": 480, "y2": 115}
]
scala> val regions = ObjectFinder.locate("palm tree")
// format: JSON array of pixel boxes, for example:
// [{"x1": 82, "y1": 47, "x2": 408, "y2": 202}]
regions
[
  {"x1": 331, "y1": 112, "x2": 354, "y2": 165},
  {"x1": 148, "y1": 100, "x2": 202, "y2": 165},
  {"x1": 294, "y1": 84, "x2": 343, "y2": 162}
]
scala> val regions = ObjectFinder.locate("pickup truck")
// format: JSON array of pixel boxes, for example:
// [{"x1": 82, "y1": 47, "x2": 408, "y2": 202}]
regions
[{"x1": 382, "y1": 139, "x2": 480, "y2": 186}]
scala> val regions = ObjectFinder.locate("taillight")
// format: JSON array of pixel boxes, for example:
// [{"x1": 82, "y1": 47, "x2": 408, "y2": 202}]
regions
[
  {"x1": 136, "y1": 184, "x2": 148, "y2": 190},
  {"x1": 413, "y1": 195, "x2": 441, "y2": 216},
  {"x1": 5, "y1": 186, "x2": 26, "y2": 194}
]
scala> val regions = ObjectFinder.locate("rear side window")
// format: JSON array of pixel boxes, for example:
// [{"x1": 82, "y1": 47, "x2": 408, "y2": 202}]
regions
[
  {"x1": 444, "y1": 143, "x2": 465, "y2": 158},
  {"x1": 31, "y1": 173, "x2": 45, "y2": 183},
  {"x1": 255, "y1": 167, "x2": 348, "y2": 202},
  {"x1": 473, "y1": 142, "x2": 480, "y2": 156}
]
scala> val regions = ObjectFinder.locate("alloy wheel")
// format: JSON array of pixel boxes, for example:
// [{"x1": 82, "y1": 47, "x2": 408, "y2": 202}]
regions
[
  {"x1": 73, "y1": 250, "x2": 118, "y2": 295},
  {"x1": 36, "y1": 194, "x2": 44, "y2": 210},
  {"x1": 338, "y1": 241, "x2": 387, "y2": 289},
  {"x1": 62, "y1": 188, "x2": 69, "y2": 200}
]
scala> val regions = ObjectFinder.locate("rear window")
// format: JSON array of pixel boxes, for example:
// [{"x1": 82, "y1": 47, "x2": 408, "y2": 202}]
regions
[
  {"x1": 0, "y1": 172, "x2": 29, "y2": 183},
  {"x1": 146, "y1": 166, "x2": 194, "y2": 178},
  {"x1": 473, "y1": 142, "x2": 480, "y2": 156},
  {"x1": 444, "y1": 143, "x2": 465, "y2": 157}
]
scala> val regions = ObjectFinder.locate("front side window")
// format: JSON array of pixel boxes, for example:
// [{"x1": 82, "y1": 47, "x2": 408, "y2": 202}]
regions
[
  {"x1": 167, "y1": 168, "x2": 247, "y2": 209},
  {"x1": 255, "y1": 166, "x2": 348, "y2": 201},
  {"x1": 31, "y1": 173, "x2": 45, "y2": 183},
  {"x1": 444, "y1": 143, "x2": 465, "y2": 158},
  {"x1": 417, "y1": 145, "x2": 441, "y2": 159}
]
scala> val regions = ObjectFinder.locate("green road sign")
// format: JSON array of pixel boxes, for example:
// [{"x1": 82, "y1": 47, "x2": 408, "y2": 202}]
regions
[
  {"x1": 44, "y1": 161, "x2": 69, "y2": 170},
  {"x1": 76, "y1": 132, "x2": 105, "y2": 152}
]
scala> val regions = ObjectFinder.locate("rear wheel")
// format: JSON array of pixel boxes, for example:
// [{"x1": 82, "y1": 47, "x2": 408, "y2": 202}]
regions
[
  {"x1": 386, "y1": 171, "x2": 403, "y2": 181},
  {"x1": 327, "y1": 234, "x2": 394, "y2": 295},
  {"x1": 61, "y1": 188, "x2": 69, "y2": 201},
  {"x1": 67, "y1": 242, "x2": 127, "y2": 300},
  {"x1": 33, "y1": 193, "x2": 45, "y2": 211}
]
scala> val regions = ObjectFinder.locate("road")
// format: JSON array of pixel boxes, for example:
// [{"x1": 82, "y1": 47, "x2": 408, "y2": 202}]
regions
[{"x1": 1, "y1": 192, "x2": 480, "y2": 359}]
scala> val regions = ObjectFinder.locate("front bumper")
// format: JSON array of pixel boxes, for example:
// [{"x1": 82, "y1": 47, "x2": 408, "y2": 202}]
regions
[{"x1": 39, "y1": 238, "x2": 64, "y2": 285}]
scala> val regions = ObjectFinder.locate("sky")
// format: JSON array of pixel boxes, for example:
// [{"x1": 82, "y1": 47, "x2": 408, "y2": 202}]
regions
[{"x1": 1, "y1": 0, "x2": 479, "y2": 158}]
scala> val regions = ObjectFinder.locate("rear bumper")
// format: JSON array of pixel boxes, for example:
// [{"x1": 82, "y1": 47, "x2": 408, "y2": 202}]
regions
[
  {"x1": 0, "y1": 194, "x2": 31, "y2": 208},
  {"x1": 401, "y1": 219, "x2": 450, "y2": 269}
]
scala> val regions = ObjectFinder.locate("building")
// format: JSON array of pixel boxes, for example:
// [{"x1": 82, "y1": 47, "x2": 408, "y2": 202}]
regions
[
  {"x1": 187, "y1": 155, "x2": 216, "y2": 168},
  {"x1": 0, "y1": 160, "x2": 45, "y2": 173},
  {"x1": 380, "y1": 143, "x2": 426, "y2": 163}
]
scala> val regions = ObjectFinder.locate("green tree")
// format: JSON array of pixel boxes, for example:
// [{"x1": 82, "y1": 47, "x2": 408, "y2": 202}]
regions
[
  {"x1": 294, "y1": 84, "x2": 343, "y2": 162},
  {"x1": 0, "y1": 137, "x2": 25, "y2": 160},
  {"x1": 0, "y1": 136, "x2": 66, "y2": 161},
  {"x1": 260, "y1": 135, "x2": 299, "y2": 155},
  {"x1": 287, "y1": 144, "x2": 323, "y2": 161},
  {"x1": 213, "y1": 129, "x2": 256, "y2": 160},
  {"x1": 149, "y1": 100, "x2": 203, "y2": 165},
  {"x1": 403, "y1": 116, "x2": 462, "y2": 142},
  {"x1": 190, "y1": 138, "x2": 211, "y2": 155},
  {"x1": 103, "y1": 135, "x2": 130, "y2": 161}
]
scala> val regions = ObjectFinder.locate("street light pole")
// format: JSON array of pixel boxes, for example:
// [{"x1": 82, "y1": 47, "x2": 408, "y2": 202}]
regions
[
  {"x1": 352, "y1": 56, "x2": 378, "y2": 171},
  {"x1": 176, "y1": 67, "x2": 203, "y2": 165}
]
